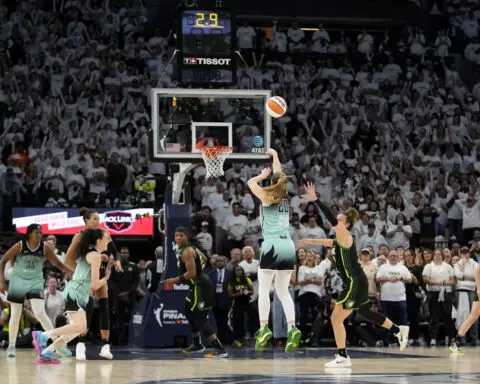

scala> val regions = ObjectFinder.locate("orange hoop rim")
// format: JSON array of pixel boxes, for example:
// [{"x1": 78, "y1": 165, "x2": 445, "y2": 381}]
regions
[{"x1": 200, "y1": 146, "x2": 233, "y2": 160}]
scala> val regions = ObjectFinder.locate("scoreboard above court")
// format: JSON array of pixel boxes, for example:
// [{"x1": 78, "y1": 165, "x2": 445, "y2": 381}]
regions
[{"x1": 177, "y1": 9, "x2": 236, "y2": 86}]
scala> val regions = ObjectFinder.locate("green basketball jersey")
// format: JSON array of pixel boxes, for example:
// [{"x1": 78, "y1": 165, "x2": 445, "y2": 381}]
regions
[
  {"x1": 12, "y1": 240, "x2": 45, "y2": 280},
  {"x1": 260, "y1": 199, "x2": 290, "y2": 238},
  {"x1": 64, "y1": 250, "x2": 93, "y2": 308}
]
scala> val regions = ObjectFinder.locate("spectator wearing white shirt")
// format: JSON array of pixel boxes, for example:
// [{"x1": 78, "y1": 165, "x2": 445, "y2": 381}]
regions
[
  {"x1": 311, "y1": 24, "x2": 330, "y2": 53},
  {"x1": 44, "y1": 276, "x2": 65, "y2": 327},
  {"x1": 357, "y1": 223, "x2": 388, "y2": 256},
  {"x1": 376, "y1": 250, "x2": 412, "y2": 343},
  {"x1": 462, "y1": 12, "x2": 480, "y2": 40},
  {"x1": 210, "y1": 189, "x2": 232, "y2": 253},
  {"x1": 455, "y1": 195, "x2": 480, "y2": 243},
  {"x1": 287, "y1": 22, "x2": 305, "y2": 52},
  {"x1": 272, "y1": 22, "x2": 287, "y2": 53},
  {"x1": 196, "y1": 222, "x2": 213, "y2": 256},
  {"x1": 237, "y1": 22, "x2": 256, "y2": 50},
  {"x1": 387, "y1": 214, "x2": 412, "y2": 250},
  {"x1": 298, "y1": 216, "x2": 327, "y2": 254},
  {"x1": 357, "y1": 29, "x2": 374, "y2": 55},
  {"x1": 454, "y1": 247, "x2": 479, "y2": 345},
  {"x1": 223, "y1": 203, "x2": 249, "y2": 255},
  {"x1": 422, "y1": 249, "x2": 456, "y2": 346},
  {"x1": 360, "y1": 249, "x2": 379, "y2": 300},
  {"x1": 297, "y1": 250, "x2": 323, "y2": 339},
  {"x1": 46, "y1": 235, "x2": 66, "y2": 263},
  {"x1": 239, "y1": 246, "x2": 260, "y2": 303}
]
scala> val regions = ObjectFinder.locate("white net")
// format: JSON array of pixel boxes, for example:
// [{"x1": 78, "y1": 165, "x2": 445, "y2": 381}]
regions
[{"x1": 201, "y1": 146, "x2": 232, "y2": 179}]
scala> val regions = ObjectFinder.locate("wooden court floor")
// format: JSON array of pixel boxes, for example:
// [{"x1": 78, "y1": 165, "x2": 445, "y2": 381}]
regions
[{"x1": 1, "y1": 346, "x2": 480, "y2": 384}]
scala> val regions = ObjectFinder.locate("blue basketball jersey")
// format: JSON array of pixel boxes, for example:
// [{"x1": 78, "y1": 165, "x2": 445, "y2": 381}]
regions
[{"x1": 260, "y1": 199, "x2": 290, "y2": 238}]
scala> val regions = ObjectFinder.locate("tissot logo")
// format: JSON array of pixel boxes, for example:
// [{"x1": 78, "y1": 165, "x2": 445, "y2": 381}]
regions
[
  {"x1": 183, "y1": 57, "x2": 231, "y2": 66},
  {"x1": 104, "y1": 211, "x2": 135, "y2": 232}
]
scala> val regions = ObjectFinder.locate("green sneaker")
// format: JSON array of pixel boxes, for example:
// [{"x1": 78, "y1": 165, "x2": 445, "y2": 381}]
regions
[
  {"x1": 255, "y1": 325, "x2": 273, "y2": 350},
  {"x1": 285, "y1": 326, "x2": 302, "y2": 353},
  {"x1": 56, "y1": 346, "x2": 73, "y2": 358},
  {"x1": 7, "y1": 345, "x2": 16, "y2": 358}
]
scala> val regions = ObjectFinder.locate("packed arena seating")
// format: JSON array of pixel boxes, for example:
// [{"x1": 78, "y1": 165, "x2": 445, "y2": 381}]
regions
[{"x1": 1, "y1": 0, "x2": 480, "y2": 350}]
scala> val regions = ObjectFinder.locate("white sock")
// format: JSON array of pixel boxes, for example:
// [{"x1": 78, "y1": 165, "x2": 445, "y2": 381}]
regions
[{"x1": 287, "y1": 323, "x2": 294, "y2": 332}]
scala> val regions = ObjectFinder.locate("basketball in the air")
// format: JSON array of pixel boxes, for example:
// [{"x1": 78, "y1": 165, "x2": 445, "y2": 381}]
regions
[{"x1": 265, "y1": 96, "x2": 287, "y2": 118}]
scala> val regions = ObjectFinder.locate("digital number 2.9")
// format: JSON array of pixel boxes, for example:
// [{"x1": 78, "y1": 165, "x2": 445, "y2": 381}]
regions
[{"x1": 195, "y1": 12, "x2": 218, "y2": 28}]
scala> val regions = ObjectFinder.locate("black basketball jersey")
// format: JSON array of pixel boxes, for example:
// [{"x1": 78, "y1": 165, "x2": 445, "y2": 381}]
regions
[
  {"x1": 333, "y1": 237, "x2": 363, "y2": 283},
  {"x1": 178, "y1": 245, "x2": 205, "y2": 286}
]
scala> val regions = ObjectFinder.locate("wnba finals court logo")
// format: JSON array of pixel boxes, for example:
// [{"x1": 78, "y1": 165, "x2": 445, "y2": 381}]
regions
[
  {"x1": 104, "y1": 211, "x2": 135, "y2": 233},
  {"x1": 154, "y1": 303, "x2": 164, "y2": 327},
  {"x1": 252, "y1": 136, "x2": 264, "y2": 153}
]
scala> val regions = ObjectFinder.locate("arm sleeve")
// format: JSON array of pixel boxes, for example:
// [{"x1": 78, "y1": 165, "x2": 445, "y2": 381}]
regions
[{"x1": 312, "y1": 199, "x2": 338, "y2": 226}]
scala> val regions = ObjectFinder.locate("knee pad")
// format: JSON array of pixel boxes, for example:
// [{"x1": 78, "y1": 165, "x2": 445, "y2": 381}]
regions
[
  {"x1": 98, "y1": 298, "x2": 110, "y2": 331},
  {"x1": 357, "y1": 304, "x2": 386, "y2": 326}
]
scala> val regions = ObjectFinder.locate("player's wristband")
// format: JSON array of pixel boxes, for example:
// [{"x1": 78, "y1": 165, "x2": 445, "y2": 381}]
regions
[
  {"x1": 313, "y1": 199, "x2": 338, "y2": 226},
  {"x1": 178, "y1": 274, "x2": 187, "y2": 283}
]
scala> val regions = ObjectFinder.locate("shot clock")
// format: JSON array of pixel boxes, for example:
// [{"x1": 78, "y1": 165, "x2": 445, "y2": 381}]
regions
[{"x1": 177, "y1": 9, "x2": 236, "y2": 86}]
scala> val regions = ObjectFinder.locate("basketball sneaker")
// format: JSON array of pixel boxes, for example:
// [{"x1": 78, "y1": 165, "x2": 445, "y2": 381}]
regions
[
  {"x1": 37, "y1": 350, "x2": 61, "y2": 365},
  {"x1": 449, "y1": 340, "x2": 464, "y2": 354},
  {"x1": 394, "y1": 325, "x2": 410, "y2": 351},
  {"x1": 32, "y1": 331, "x2": 49, "y2": 356},
  {"x1": 75, "y1": 342, "x2": 86, "y2": 360},
  {"x1": 255, "y1": 325, "x2": 273, "y2": 350},
  {"x1": 183, "y1": 344, "x2": 206, "y2": 354},
  {"x1": 324, "y1": 354, "x2": 352, "y2": 368},
  {"x1": 57, "y1": 346, "x2": 73, "y2": 358},
  {"x1": 285, "y1": 326, "x2": 302, "y2": 353},
  {"x1": 99, "y1": 344, "x2": 113, "y2": 360},
  {"x1": 204, "y1": 348, "x2": 228, "y2": 359},
  {"x1": 6, "y1": 345, "x2": 16, "y2": 358}
]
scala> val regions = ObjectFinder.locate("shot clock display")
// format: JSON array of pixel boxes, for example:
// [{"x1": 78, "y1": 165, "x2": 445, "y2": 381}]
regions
[
  {"x1": 181, "y1": 10, "x2": 232, "y2": 55},
  {"x1": 178, "y1": 9, "x2": 236, "y2": 86}
]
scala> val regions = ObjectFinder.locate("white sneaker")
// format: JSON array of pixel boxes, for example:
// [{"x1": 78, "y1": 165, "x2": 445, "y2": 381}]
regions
[
  {"x1": 324, "y1": 354, "x2": 352, "y2": 368},
  {"x1": 76, "y1": 342, "x2": 86, "y2": 361},
  {"x1": 99, "y1": 344, "x2": 113, "y2": 360},
  {"x1": 395, "y1": 325, "x2": 410, "y2": 351},
  {"x1": 430, "y1": 339, "x2": 437, "y2": 347}
]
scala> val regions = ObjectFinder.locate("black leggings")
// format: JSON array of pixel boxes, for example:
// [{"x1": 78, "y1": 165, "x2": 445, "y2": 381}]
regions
[
  {"x1": 427, "y1": 291, "x2": 455, "y2": 340},
  {"x1": 407, "y1": 294, "x2": 421, "y2": 340},
  {"x1": 185, "y1": 306, "x2": 215, "y2": 338}
]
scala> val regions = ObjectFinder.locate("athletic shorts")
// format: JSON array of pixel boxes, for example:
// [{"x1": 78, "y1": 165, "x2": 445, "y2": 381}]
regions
[
  {"x1": 260, "y1": 238, "x2": 295, "y2": 270},
  {"x1": 7, "y1": 275, "x2": 44, "y2": 304},
  {"x1": 474, "y1": 288, "x2": 479, "y2": 303},
  {"x1": 185, "y1": 274, "x2": 213, "y2": 312},
  {"x1": 336, "y1": 273, "x2": 369, "y2": 311},
  {"x1": 65, "y1": 295, "x2": 87, "y2": 312}
]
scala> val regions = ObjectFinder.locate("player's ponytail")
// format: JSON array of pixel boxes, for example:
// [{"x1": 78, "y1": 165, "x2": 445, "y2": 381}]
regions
[
  {"x1": 263, "y1": 172, "x2": 289, "y2": 204},
  {"x1": 345, "y1": 207, "x2": 360, "y2": 227}
]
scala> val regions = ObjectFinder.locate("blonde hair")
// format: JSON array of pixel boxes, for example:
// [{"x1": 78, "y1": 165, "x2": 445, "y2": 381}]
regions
[{"x1": 262, "y1": 172, "x2": 289, "y2": 204}]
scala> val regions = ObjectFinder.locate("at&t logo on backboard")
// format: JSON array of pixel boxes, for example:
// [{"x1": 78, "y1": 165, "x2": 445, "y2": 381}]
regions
[{"x1": 251, "y1": 135, "x2": 264, "y2": 153}]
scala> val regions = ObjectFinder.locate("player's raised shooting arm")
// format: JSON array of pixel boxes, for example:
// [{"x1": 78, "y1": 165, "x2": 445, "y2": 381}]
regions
[
  {"x1": 267, "y1": 148, "x2": 282, "y2": 174},
  {"x1": 247, "y1": 167, "x2": 272, "y2": 204},
  {"x1": 44, "y1": 242, "x2": 74, "y2": 274}
]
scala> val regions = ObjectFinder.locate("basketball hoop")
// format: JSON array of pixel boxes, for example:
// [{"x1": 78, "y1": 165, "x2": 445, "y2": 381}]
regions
[{"x1": 201, "y1": 146, "x2": 232, "y2": 179}]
